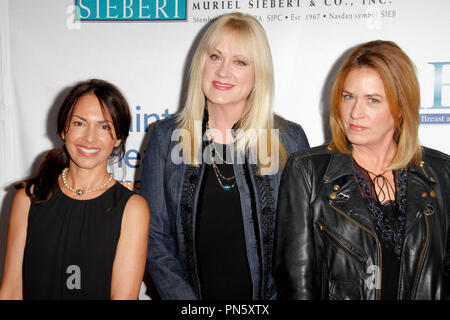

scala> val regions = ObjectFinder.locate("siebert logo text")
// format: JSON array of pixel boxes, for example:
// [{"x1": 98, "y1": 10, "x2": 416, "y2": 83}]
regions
[{"x1": 75, "y1": 0, "x2": 187, "y2": 21}]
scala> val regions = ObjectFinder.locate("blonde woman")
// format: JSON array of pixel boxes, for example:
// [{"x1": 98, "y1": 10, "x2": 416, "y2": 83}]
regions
[
  {"x1": 140, "y1": 12, "x2": 309, "y2": 299},
  {"x1": 274, "y1": 40, "x2": 450, "y2": 300}
]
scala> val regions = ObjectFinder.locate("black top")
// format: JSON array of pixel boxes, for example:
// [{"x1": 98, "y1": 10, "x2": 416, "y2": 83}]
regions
[
  {"x1": 196, "y1": 142, "x2": 253, "y2": 300},
  {"x1": 376, "y1": 202, "x2": 402, "y2": 300},
  {"x1": 353, "y1": 162, "x2": 405, "y2": 300},
  {"x1": 22, "y1": 182, "x2": 134, "y2": 300}
]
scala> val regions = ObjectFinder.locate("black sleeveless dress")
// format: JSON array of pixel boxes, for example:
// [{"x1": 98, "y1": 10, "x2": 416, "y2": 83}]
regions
[{"x1": 22, "y1": 182, "x2": 135, "y2": 300}]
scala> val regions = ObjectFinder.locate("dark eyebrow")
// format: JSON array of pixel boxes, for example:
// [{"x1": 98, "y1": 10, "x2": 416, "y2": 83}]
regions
[
  {"x1": 73, "y1": 115, "x2": 86, "y2": 121},
  {"x1": 72, "y1": 114, "x2": 111, "y2": 124}
]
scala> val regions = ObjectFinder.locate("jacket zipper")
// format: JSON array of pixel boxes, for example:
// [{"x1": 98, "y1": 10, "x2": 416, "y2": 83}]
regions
[
  {"x1": 316, "y1": 220, "x2": 366, "y2": 263},
  {"x1": 410, "y1": 161, "x2": 432, "y2": 299},
  {"x1": 410, "y1": 213, "x2": 430, "y2": 299},
  {"x1": 329, "y1": 202, "x2": 383, "y2": 300}
]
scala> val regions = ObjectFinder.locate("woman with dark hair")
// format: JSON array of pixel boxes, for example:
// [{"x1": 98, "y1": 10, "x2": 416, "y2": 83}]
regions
[
  {"x1": 273, "y1": 40, "x2": 450, "y2": 300},
  {"x1": 0, "y1": 79, "x2": 149, "y2": 300}
]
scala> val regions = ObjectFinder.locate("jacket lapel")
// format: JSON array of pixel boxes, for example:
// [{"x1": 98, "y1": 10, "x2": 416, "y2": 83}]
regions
[
  {"x1": 404, "y1": 162, "x2": 437, "y2": 232},
  {"x1": 397, "y1": 161, "x2": 436, "y2": 298},
  {"x1": 323, "y1": 151, "x2": 377, "y2": 233}
]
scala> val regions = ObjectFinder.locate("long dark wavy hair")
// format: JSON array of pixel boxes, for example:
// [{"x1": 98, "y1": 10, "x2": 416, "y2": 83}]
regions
[{"x1": 17, "y1": 79, "x2": 131, "y2": 204}]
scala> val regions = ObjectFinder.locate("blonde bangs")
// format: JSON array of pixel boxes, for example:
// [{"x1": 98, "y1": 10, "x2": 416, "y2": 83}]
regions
[{"x1": 176, "y1": 12, "x2": 286, "y2": 173}]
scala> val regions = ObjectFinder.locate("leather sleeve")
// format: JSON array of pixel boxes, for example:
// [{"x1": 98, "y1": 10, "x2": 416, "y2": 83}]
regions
[{"x1": 273, "y1": 154, "x2": 321, "y2": 299}]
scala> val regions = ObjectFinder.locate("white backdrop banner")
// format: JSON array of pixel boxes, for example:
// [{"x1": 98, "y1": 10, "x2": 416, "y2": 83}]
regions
[{"x1": 1, "y1": 0, "x2": 449, "y2": 299}]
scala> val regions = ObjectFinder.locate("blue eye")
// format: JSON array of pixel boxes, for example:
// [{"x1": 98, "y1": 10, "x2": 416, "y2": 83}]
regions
[
  {"x1": 235, "y1": 60, "x2": 246, "y2": 66},
  {"x1": 369, "y1": 98, "x2": 379, "y2": 104},
  {"x1": 342, "y1": 94, "x2": 353, "y2": 100},
  {"x1": 210, "y1": 54, "x2": 220, "y2": 61}
]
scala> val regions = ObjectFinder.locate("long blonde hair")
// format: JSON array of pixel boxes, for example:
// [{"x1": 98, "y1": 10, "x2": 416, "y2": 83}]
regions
[
  {"x1": 176, "y1": 12, "x2": 286, "y2": 174},
  {"x1": 329, "y1": 40, "x2": 422, "y2": 170}
]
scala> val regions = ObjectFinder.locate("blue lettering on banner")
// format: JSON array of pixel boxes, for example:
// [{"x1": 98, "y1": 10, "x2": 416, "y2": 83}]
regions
[
  {"x1": 420, "y1": 114, "x2": 450, "y2": 125},
  {"x1": 427, "y1": 62, "x2": 450, "y2": 110},
  {"x1": 117, "y1": 149, "x2": 142, "y2": 168},
  {"x1": 130, "y1": 106, "x2": 172, "y2": 132},
  {"x1": 75, "y1": 0, "x2": 187, "y2": 21},
  {"x1": 117, "y1": 107, "x2": 173, "y2": 169},
  {"x1": 420, "y1": 62, "x2": 450, "y2": 124}
]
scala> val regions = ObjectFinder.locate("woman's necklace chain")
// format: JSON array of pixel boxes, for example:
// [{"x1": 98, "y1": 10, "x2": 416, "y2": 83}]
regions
[
  {"x1": 212, "y1": 142, "x2": 233, "y2": 165},
  {"x1": 206, "y1": 123, "x2": 236, "y2": 191},
  {"x1": 61, "y1": 167, "x2": 114, "y2": 196}
]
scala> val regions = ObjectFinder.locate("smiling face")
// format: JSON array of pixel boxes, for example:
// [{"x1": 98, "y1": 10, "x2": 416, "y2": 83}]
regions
[
  {"x1": 61, "y1": 93, "x2": 121, "y2": 171},
  {"x1": 201, "y1": 32, "x2": 255, "y2": 111},
  {"x1": 340, "y1": 67, "x2": 396, "y2": 150}
]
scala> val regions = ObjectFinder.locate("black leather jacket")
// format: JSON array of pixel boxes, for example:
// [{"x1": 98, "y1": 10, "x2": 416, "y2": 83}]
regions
[{"x1": 274, "y1": 145, "x2": 450, "y2": 300}]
